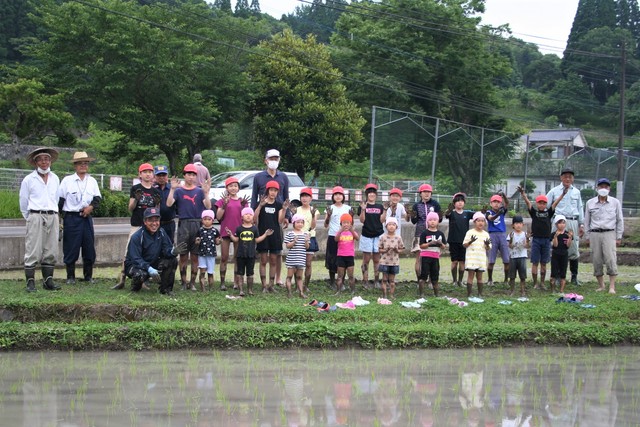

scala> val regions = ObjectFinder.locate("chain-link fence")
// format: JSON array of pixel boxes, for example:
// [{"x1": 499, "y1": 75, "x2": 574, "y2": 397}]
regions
[
  {"x1": 369, "y1": 106, "x2": 519, "y2": 198},
  {"x1": 0, "y1": 168, "x2": 137, "y2": 192}
]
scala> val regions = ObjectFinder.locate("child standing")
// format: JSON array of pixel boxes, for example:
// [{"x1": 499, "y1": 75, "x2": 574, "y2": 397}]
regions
[
  {"x1": 216, "y1": 176, "x2": 250, "y2": 290},
  {"x1": 384, "y1": 188, "x2": 407, "y2": 234},
  {"x1": 323, "y1": 186, "x2": 353, "y2": 289},
  {"x1": 297, "y1": 188, "x2": 319, "y2": 291},
  {"x1": 463, "y1": 212, "x2": 492, "y2": 297},
  {"x1": 358, "y1": 183, "x2": 386, "y2": 288},
  {"x1": 226, "y1": 207, "x2": 273, "y2": 296},
  {"x1": 418, "y1": 212, "x2": 447, "y2": 297},
  {"x1": 485, "y1": 192, "x2": 510, "y2": 286},
  {"x1": 444, "y1": 192, "x2": 474, "y2": 287},
  {"x1": 254, "y1": 180, "x2": 288, "y2": 293},
  {"x1": 378, "y1": 217, "x2": 405, "y2": 299},
  {"x1": 507, "y1": 215, "x2": 530, "y2": 297},
  {"x1": 335, "y1": 213, "x2": 360, "y2": 294},
  {"x1": 283, "y1": 214, "x2": 310, "y2": 298},
  {"x1": 113, "y1": 163, "x2": 161, "y2": 290},
  {"x1": 410, "y1": 184, "x2": 442, "y2": 282},
  {"x1": 517, "y1": 186, "x2": 567, "y2": 290},
  {"x1": 195, "y1": 210, "x2": 221, "y2": 291},
  {"x1": 550, "y1": 215, "x2": 573, "y2": 293}
]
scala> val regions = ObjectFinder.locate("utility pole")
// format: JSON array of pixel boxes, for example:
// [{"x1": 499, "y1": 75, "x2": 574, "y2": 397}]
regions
[{"x1": 617, "y1": 42, "x2": 626, "y2": 202}]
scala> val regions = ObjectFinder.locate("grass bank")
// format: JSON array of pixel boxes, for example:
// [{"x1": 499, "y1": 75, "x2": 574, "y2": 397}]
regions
[{"x1": 1, "y1": 263, "x2": 640, "y2": 350}]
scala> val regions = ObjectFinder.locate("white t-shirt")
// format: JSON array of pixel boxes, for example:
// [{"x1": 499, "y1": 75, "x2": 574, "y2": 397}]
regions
[
  {"x1": 327, "y1": 204, "x2": 352, "y2": 236},
  {"x1": 386, "y1": 203, "x2": 406, "y2": 233},
  {"x1": 507, "y1": 231, "x2": 528, "y2": 258}
]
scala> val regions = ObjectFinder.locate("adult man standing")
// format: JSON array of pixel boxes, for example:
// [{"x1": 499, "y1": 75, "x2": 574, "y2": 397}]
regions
[
  {"x1": 192, "y1": 153, "x2": 210, "y2": 188},
  {"x1": 19, "y1": 147, "x2": 61, "y2": 292},
  {"x1": 584, "y1": 178, "x2": 624, "y2": 294},
  {"x1": 153, "y1": 165, "x2": 176, "y2": 243},
  {"x1": 124, "y1": 208, "x2": 183, "y2": 295},
  {"x1": 251, "y1": 149, "x2": 290, "y2": 208},
  {"x1": 251, "y1": 149, "x2": 290, "y2": 286},
  {"x1": 57, "y1": 151, "x2": 102, "y2": 284},
  {"x1": 547, "y1": 167, "x2": 584, "y2": 285}
]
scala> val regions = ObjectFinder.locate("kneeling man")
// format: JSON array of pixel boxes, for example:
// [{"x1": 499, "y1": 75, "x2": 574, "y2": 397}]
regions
[{"x1": 125, "y1": 208, "x2": 184, "y2": 295}]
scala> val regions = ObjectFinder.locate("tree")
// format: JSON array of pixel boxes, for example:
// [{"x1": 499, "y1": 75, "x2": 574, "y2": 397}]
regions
[
  {"x1": 249, "y1": 0, "x2": 260, "y2": 15},
  {"x1": 28, "y1": 0, "x2": 255, "y2": 172},
  {"x1": 282, "y1": 0, "x2": 348, "y2": 44},
  {"x1": 0, "y1": 77, "x2": 73, "y2": 159},
  {"x1": 212, "y1": 0, "x2": 232, "y2": 13},
  {"x1": 329, "y1": 0, "x2": 513, "y2": 188},
  {"x1": 0, "y1": 0, "x2": 38, "y2": 64},
  {"x1": 541, "y1": 73, "x2": 595, "y2": 123},
  {"x1": 249, "y1": 29, "x2": 365, "y2": 181},
  {"x1": 235, "y1": 0, "x2": 250, "y2": 18}
]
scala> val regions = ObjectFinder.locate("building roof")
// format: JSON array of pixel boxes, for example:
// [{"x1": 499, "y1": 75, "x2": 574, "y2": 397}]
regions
[{"x1": 529, "y1": 128, "x2": 586, "y2": 145}]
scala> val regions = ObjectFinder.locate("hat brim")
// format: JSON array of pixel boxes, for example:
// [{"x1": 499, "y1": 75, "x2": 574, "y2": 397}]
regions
[
  {"x1": 72, "y1": 157, "x2": 95, "y2": 163},
  {"x1": 27, "y1": 147, "x2": 59, "y2": 166}
]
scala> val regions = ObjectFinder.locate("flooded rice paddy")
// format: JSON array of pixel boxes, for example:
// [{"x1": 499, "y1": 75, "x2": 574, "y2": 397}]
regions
[{"x1": 0, "y1": 346, "x2": 639, "y2": 426}]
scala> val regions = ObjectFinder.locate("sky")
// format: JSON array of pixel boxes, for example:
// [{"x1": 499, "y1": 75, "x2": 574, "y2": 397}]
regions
[{"x1": 236, "y1": 0, "x2": 580, "y2": 56}]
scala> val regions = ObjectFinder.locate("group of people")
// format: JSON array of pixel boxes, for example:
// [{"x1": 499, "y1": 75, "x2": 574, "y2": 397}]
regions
[{"x1": 19, "y1": 147, "x2": 624, "y2": 297}]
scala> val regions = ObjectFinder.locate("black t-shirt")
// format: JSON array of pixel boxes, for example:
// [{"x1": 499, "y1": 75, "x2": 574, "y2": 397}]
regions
[
  {"x1": 235, "y1": 225, "x2": 259, "y2": 258},
  {"x1": 130, "y1": 184, "x2": 161, "y2": 226},
  {"x1": 446, "y1": 210, "x2": 474, "y2": 243},
  {"x1": 357, "y1": 203, "x2": 384, "y2": 238},
  {"x1": 529, "y1": 206, "x2": 555, "y2": 238},
  {"x1": 256, "y1": 200, "x2": 282, "y2": 249},
  {"x1": 551, "y1": 231, "x2": 570, "y2": 256}
]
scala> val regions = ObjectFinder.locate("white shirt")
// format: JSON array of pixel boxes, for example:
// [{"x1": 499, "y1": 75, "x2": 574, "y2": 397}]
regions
[
  {"x1": 386, "y1": 203, "x2": 407, "y2": 233},
  {"x1": 57, "y1": 173, "x2": 102, "y2": 212},
  {"x1": 19, "y1": 170, "x2": 60, "y2": 219}
]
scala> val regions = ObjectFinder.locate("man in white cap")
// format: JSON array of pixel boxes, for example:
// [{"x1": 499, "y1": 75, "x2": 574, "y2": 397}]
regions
[
  {"x1": 57, "y1": 151, "x2": 102, "y2": 284},
  {"x1": 192, "y1": 153, "x2": 210, "y2": 187},
  {"x1": 584, "y1": 178, "x2": 624, "y2": 294},
  {"x1": 251, "y1": 149, "x2": 290, "y2": 287},
  {"x1": 19, "y1": 147, "x2": 61, "y2": 292}
]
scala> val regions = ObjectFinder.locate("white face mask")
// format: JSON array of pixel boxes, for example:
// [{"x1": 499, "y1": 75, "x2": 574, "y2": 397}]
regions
[
  {"x1": 597, "y1": 188, "x2": 610, "y2": 197},
  {"x1": 267, "y1": 160, "x2": 279, "y2": 170},
  {"x1": 37, "y1": 167, "x2": 50, "y2": 174}
]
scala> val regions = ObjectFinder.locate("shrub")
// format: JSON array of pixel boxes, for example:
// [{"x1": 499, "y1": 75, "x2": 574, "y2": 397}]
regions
[{"x1": 94, "y1": 189, "x2": 129, "y2": 217}]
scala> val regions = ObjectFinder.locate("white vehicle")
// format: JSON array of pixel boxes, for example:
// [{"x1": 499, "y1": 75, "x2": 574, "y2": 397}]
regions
[{"x1": 208, "y1": 170, "x2": 306, "y2": 206}]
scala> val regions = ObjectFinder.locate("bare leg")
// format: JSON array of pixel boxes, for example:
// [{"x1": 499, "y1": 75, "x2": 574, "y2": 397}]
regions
[
  {"x1": 189, "y1": 252, "x2": 198, "y2": 287},
  {"x1": 198, "y1": 268, "x2": 206, "y2": 291},
  {"x1": 608, "y1": 275, "x2": 616, "y2": 294},
  {"x1": 268, "y1": 253, "x2": 278, "y2": 291},
  {"x1": 361, "y1": 252, "x2": 371, "y2": 285},
  {"x1": 532, "y1": 262, "x2": 539, "y2": 288},
  {"x1": 259, "y1": 252, "x2": 268, "y2": 291},
  {"x1": 487, "y1": 263, "x2": 494, "y2": 283},
  {"x1": 451, "y1": 261, "x2": 458, "y2": 285},
  {"x1": 296, "y1": 269, "x2": 306, "y2": 298},
  {"x1": 304, "y1": 253, "x2": 313, "y2": 291},
  {"x1": 335, "y1": 267, "x2": 345, "y2": 294},
  {"x1": 347, "y1": 266, "x2": 355, "y2": 293},
  {"x1": 381, "y1": 273, "x2": 389, "y2": 298},
  {"x1": 285, "y1": 268, "x2": 294, "y2": 298},
  {"x1": 466, "y1": 271, "x2": 475, "y2": 297},
  {"x1": 389, "y1": 274, "x2": 396, "y2": 298},
  {"x1": 477, "y1": 272, "x2": 484, "y2": 297},
  {"x1": 372, "y1": 253, "x2": 381, "y2": 284}
]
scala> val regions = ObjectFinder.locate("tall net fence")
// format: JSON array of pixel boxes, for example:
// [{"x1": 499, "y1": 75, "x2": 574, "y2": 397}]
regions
[{"x1": 370, "y1": 106, "x2": 519, "y2": 201}]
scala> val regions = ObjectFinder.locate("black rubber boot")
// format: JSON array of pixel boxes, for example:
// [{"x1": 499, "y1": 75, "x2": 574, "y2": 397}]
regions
[
  {"x1": 65, "y1": 263, "x2": 76, "y2": 284},
  {"x1": 25, "y1": 267, "x2": 36, "y2": 293},
  {"x1": 570, "y1": 259, "x2": 580, "y2": 285},
  {"x1": 83, "y1": 263, "x2": 94, "y2": 283},
  {"x1": 42, "y1": 264, "x2": 61, "y2": 290}
]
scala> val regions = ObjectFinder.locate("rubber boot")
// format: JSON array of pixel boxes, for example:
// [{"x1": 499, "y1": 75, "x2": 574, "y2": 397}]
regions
[
  {"x1": 478, "y1": 282, "x2": 484, "y2": 297},
  {"x1": 42, "y1": 264, "x2": 61, "y2": 290},
  {"x1": 83, "y1": 263, "x2": 94, "y2": 283},
  {"x1": 570, "y1": 259, "x2": 580, "y2": 285},
  {"x1": 466, "y1": 282, "x2": 472, "y2": 298},
  {"x1": 65, "y1": 263, "x2": 76, "y2": 284},
  {"x1": 25, "y1": 266, "x2": 37, "y2": 293}
]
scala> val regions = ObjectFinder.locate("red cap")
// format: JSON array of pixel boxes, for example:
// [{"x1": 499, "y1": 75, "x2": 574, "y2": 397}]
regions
[
  {"x1": 389, "y1": 187, "x2": 403, "y2": 196},
  {"x1": 418, "y1": 184, "x2": 433, "y2": 192},
  {"x1": 332, "y1": 186, "x2": 344, "y2": 195},
  {"x1": 225, "y1": 177, "x2": 239, "y2": 187},
  {"x1": 364, "y1": 183, "x2": 378, "y2": 192},
  {"x1": 340, "y1": 213, "x2": 352, "y2": 224},
  {"x1": 266, "y1": 180, "x2": 280, "y2": 190},
  {"x1": 138, "y1": 163, "x2": 153, "y2": 173},
  {"x1": 535, "y1": 195, "x2": 548, "y2": 203},
  {"x1": 490, "y1": 195, "x2": 502, "y2": 202},
  {"x1": 300, "y1": 187, "x2": 313, "y2": 197},
  {"x1": 183, "y1": 164, "x2": 197, "y2": 174}
]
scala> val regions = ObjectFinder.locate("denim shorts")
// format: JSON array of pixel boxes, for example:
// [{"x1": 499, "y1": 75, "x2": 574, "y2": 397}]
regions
[
  {"x1": 378, "y1": 265, "x2": 400, "y2": 275},
  {"x1": 359, "y1": 235, "x2": 380, "y2": 253},
  {"x1": 530, "y1": 237, "x2": 551, "y2": 264}
]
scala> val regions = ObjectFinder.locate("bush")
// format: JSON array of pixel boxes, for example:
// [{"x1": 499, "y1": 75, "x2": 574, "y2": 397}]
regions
[
  {"x1": 94, "y1": 189, "x2": 129, "y2": 217},
  {"x1": 0, "y1": 191, "x2": 22, "y2": 218}
]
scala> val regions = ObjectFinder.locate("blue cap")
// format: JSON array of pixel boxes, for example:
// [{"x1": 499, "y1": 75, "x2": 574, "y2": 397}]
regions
[
  {"x1": 154, "y1": 165, "x2": 169, "y2": 175},
  {"x1": 596, "y1": 178, "x2": 610, "y2": 186},
  {"x1": 144, "y1": 208, "x2": 161, "y2": 218}
]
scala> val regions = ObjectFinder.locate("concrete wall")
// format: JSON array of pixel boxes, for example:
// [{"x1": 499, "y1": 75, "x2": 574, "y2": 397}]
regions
[{"x1": 1, "y1": 217, "x2": 638, "y2": 269}]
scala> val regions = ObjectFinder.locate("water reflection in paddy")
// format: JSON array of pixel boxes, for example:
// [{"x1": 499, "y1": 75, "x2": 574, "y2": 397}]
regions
[{"x1": 0, "y1": 346, "x2": 638, "y2": 426}]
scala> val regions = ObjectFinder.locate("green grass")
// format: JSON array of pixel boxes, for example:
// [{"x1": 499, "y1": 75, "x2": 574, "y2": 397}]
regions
[{"x1": 1, "y1": 259, "x2": 639, "y2": 350}]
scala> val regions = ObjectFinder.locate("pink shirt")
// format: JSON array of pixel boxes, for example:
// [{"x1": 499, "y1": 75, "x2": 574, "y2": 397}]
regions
[
  {"x1": 336, "y1": 230, "x2": 356, "y2": 257},
  {"x1": 215, "y1": 198, "x2": 244, "y2": 238}
]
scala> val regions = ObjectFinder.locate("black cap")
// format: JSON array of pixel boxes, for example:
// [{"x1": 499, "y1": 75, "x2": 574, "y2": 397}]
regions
[
  {"x1": 512, "y1": 215, "x2": 524, "y2": 224},
  {"x1": 143, "y1": 208, "x2": 161, "y2": 219},
  {"x1": 596, "y1": 177, "x2": 611, "y2": 186},
  {"x1": 560, "y1": 166, "x2": 574, "y2": 175}
]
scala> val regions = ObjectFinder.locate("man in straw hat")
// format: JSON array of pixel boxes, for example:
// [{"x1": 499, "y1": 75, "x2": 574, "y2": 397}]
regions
[
  {"x1": 19, "y1": 146, "x2": 61, "y2": 292},
  {"x1": 57, "y1": 151, "x2": 102, "y2": 284}
]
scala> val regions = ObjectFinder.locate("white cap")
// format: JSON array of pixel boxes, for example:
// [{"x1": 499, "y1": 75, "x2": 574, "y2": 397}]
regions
[
  {"x1": 385, "y1": 217, "x2": 398, "y2": 226},
  {"x1": 554, "y1": 214, "x2": 567, "y2": 224},
  {"x1": 265, "y1": 149, "x2": 280, "y2": 159}
]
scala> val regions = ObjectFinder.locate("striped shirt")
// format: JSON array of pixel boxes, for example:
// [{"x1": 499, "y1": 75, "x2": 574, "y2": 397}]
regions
[{"x1": 284, "y1": 231, "x2": 309, "y2": 268}]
